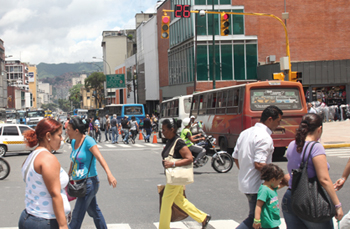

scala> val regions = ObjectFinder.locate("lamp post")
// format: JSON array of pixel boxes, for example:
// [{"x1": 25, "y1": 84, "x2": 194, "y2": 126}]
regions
[{"x1": 92, "y1": 57, "x2": 111, "y2": 74}]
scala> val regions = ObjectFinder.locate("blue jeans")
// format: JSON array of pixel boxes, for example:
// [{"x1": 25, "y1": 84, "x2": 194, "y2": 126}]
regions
[
  {"x1": 282, "y1": 189, "x2": 333, "y2": 229},
  {"x1": 18, "y1": 209, "x2": 63, "y2": 229},
  {"x1": 122, "y1": 129, "x2": 130, "y2": 143},
  {"x1": 104, "y1": 129, "x2": 110, "y2": 141},
  {"x1": 236, "y1": 194, "x2": 257, "y2": 229},
  {"x1": 111, "y1": 126, "x2": 118, "y2": 143},
  {"x1": 69, "y1": 176, "x2": 106, "y2": 229},
  {"x1": 142, "y1": 128, "x2": 152, "y2": 142}
]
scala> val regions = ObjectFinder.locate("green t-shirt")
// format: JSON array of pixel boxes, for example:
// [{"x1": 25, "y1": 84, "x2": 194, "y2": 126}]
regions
[{"x1": 257, "y1": 184, "x2": 281, "y2": 228}]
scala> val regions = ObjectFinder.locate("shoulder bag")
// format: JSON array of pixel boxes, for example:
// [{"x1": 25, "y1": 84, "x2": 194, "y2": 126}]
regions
[
  {"x1": 67, "y1": 137, "x2": 94, "y2": 198},
  {"x1": 158, "y1": 184, "x2": 188, "y2": 222},
  {"x1": 164, "y1": 138, "x2": 194, "y2": 186},
  {"x1": 291, "y1": 141, "x2": 336, "y2": 223}
]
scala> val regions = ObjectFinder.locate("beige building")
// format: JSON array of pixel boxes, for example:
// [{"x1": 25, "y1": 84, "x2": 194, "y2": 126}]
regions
[
  {"x1": 72, "y1": 74, "x2": 87, "y2": 86},
  {"x1": 80, "y1": 87, "x2": 97, "y2": 109},
  {"x1": 28, "y1": 64, "x2": 38, "y2": 108}
]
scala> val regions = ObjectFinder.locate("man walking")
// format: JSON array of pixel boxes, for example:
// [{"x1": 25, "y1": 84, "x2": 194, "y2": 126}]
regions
[
  {"x1": 233, "y1": 105, "x2": 284, "y2": 229},
  {"x1": 104, "y1": 114, "x2": 111, "y2": 142},
  {"x1": 110, "y1": 114, "x2": 119, "y2": 144},
  {"x1": 142, "y1": 114, "x2": 152, "y2": 143},
  {"x1": 94, "y1": 117, "x2": 101, "y2": 143},
  {"x1": 121, "y1": 116, "x2": 130, "y2": 144}
]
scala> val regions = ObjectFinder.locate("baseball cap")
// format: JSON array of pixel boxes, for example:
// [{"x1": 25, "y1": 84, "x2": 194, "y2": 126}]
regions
[{"x1": 190, "y1": 115, "x2": 195, "y2": 119}]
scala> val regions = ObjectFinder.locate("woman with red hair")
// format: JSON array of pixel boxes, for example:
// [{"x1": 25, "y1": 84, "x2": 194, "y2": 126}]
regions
[{"x1": 19, "y1": 118, "x2": 70, "y2": 229}]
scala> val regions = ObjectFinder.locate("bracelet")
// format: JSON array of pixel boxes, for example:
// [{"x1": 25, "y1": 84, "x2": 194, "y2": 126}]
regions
[
  {"x1": 253, "y1": 219, "x2": 261, "y2": 224},
  {"x1": 335, "y1": 203, "x2": 342, "y2": 209},
  {"x1": 173, "y1": 162, "x2": 176, "y2": 168},
  {"x1": 340, "y1": 177, "x2": 346, "y2": 181}
]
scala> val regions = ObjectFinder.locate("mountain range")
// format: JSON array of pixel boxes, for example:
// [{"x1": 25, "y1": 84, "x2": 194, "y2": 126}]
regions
[{"x1": 37, "y1": 62, "x2": 103, "y2": 79}]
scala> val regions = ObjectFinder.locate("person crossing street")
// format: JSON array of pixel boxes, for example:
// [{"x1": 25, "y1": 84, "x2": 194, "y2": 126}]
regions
[
  {"x1": 110, "y1": 114, "x2": 119, "y2": 144},
  {"x1": 233, "y1": 105, "x2": 287, "y2": 229},
  {"x1": 94, "y1": 117, "x2": 101, "y2": 143},
  {"x1": 104, "y1": 114, "x2": 111, "y2": 142}
]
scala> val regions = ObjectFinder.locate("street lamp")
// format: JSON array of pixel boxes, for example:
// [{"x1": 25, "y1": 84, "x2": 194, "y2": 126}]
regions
[{"x1": 92, "y1": 57, "x2": 111, "y2": 74}]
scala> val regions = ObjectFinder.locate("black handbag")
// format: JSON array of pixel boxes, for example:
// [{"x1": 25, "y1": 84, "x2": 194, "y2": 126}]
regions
[
  {"x1": 291, "y1": 141, "x2": 336, "y2": 223},
  {"x1": 67, "y1": 137, "x2": 94, "y2": 198}
]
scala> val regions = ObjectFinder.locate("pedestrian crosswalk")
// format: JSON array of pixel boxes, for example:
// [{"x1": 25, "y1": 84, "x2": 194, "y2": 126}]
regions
[
  {"x1": 326, "y1": 147, "x2": 350, "y2": 158},
  {"x1": 65, "y1": 142, "x2": 163, "y2": 150},
  {"x1": 0, "y1": 218, "x2": 341, "y2": 228}
]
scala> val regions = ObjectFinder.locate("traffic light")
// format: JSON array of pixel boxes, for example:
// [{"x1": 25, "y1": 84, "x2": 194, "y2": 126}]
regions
[
  {"x1": 161, "y1": 15, "x2": 170, "y2": 39},
  {"x1": 220, "y1": 12, "x2": 230, "y2": 36},
  {"x1": 273, "y1": 72, "x2": 285, "y2": 81},
  {"x1": 290, "y1": 71, "x2": 302, "y2": 82}
]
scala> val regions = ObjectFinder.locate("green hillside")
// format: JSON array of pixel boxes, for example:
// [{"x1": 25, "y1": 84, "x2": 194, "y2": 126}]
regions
[{"x1": 37, "y1": 62, "x2": 103, "y2": 79}]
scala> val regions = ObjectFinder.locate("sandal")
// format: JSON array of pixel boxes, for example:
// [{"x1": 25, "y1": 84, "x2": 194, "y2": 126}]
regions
[{"x1": 202, "y1": 214, "x2": 211, "y2": 229}]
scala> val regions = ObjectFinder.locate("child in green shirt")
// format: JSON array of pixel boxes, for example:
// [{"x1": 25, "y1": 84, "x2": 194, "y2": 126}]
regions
[{"x1": 253, "y1": 164, "x2": 284, "y2": 229}]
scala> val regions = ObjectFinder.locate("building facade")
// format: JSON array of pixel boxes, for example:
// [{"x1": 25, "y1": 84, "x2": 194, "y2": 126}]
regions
[
  {"x1": 0, "y1": 39, "x2": 6, "y2": 108},
  {"x1": 28, "y1": 64, "x2": 37, "y2": 108},
  {"x1": 72, "y1": 74, "x2": 87, "y2": 86},
  {"x1": 157, "y1": 0, "x2": 258, "y2": 101}
]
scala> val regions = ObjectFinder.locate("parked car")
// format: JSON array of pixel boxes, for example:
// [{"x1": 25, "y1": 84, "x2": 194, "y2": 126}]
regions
[{"x1": 0, "y1": 124, "x2": 64, "y2": 157}]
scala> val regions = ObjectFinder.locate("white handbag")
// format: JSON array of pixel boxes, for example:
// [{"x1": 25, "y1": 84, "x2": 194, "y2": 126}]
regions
[{"x1": 164, "y1": 139, "x2": 194, "y2": 186}]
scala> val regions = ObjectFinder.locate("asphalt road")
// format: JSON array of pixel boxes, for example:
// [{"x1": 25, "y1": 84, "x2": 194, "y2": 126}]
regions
[{"x1": 1, "y1": 139, "x2": 350, "y2": 228}]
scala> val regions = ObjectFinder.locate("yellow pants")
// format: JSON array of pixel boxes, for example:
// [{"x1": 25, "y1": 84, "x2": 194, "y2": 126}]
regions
[{"x1": 159, "y1": 184, "x2": 207, "y2": 229}]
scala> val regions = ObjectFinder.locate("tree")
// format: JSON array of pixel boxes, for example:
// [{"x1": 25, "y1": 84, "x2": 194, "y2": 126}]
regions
[
  {"x1": 84, "y1": 72, "x2": 106, "y2": 108},
  {"x1": 58, "y1": 99, "x2": 71, "y2": 112},
  {"x1": 69, "y1": 84, "x2": 83, "y2": 109}
]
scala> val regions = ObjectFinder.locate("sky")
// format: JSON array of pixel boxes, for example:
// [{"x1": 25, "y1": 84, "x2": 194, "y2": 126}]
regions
[{"x1": 0, "y1": 0, "x2": 161, "y2": 65}]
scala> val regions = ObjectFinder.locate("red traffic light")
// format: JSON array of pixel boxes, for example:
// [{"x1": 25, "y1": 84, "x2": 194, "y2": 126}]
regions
[
  {"x1": 223, "y1": 13, "x2": 230, "y2": 20},
  {"x1": 162, "y1": 16, "x2": 169, "y2": 24}
]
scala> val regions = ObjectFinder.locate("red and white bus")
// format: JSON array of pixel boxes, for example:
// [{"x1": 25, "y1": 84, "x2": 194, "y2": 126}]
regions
[{"x1": 190, "y1": 81, "x2": 307, "y2": 157}]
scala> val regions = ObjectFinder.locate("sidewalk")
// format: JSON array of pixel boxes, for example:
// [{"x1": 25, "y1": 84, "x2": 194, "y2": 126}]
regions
[{"x1": 320, "y1": 120, "x2": 350, "y2": 149}]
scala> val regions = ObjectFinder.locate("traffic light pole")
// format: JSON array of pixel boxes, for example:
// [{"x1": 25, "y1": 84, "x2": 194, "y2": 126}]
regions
[
  {"x1": 212, "y1": 1, "x2": 216, "y2": 89},
  {"x1": 163, "y1": 9, "x2": 291, "y2": 80}
]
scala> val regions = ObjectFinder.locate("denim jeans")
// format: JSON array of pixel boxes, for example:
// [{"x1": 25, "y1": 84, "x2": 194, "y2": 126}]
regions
[
  {"x1": 236, "y1": 194, "x2": 257, "y2": 229},
  {"x1": 111, "y1": 127, "x2": 118, "y2": 143},
  {"x1": 104, "y1": 129, "x2": 110, "y2": 141},
  {"x1": 122, "y1": 129, "x2": 130, "y2": 143},
  {"x1": 18, "y1": 209, "x2": 63, "y2": 229},
  {"x1": 69, "y1": 176, "x2": 106, "y2": 229},
  {"x1": 281, "y1": 189, "x2": 333, "y2": 229},
  {"x1": 142, "y1": 128, "x2": 152, "y2": 142},
  {"x1": 95, "y1": 130, "x2": 101, "y2": 142}
]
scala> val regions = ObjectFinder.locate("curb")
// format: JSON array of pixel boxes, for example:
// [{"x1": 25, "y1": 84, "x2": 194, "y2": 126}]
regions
[{"x1": 323, "y1": 143, "x2": 350, "y2": 149}]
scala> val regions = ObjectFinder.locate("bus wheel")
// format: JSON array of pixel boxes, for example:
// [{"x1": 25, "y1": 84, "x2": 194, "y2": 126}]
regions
[
  {"x1": 219, "y1": 137, "x2": 228, "y2": 151},
  {"x1": 273, "y1": 147, "x2": 286, "y2": 159}
]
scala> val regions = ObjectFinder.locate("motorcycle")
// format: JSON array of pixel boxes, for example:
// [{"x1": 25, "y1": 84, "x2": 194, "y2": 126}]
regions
[
  {"x1": 0, "y1": 158, "x2": 10, "y2": 180},
  {"x1": 194, "y1": 129, "x2": 234, "y2": 173}
]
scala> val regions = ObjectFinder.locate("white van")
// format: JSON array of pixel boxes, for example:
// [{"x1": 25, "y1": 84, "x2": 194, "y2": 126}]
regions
[{"x1": 158, "y1": 95, "x2": 192, "y2": 143}]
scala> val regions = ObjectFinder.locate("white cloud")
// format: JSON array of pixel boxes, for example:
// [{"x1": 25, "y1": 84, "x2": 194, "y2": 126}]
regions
[{"x1": 0, "y1": 0, "x2": 157, "y2": 64}]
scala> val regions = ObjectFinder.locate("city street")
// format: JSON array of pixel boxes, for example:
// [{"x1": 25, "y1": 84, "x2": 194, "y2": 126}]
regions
[{"x1": 1, "y1": 137, "x2": 350, "y2": 228}]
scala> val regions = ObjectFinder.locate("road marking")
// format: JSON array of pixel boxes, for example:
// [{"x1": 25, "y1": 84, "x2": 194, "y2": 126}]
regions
[
  {"x1": 0, "y1": 219, "x2": 340, "y2": 228},
  {"x1": 133, "y1": 144, "x2": 143, "y2": 147},
  {"x1": 104, "y1": 144, "x2": 117, "y2": 148}
]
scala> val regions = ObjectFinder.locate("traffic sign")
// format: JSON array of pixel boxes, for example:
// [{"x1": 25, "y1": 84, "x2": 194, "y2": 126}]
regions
[{"x1": 106, "y1": 74, "x2": 125, "y2": 88}]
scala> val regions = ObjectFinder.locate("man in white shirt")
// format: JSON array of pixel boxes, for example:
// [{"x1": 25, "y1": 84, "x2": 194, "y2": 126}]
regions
[
  {"x1": 233, "y1": 105, "x2": 283, "y2": 229},
  {"x1": 307, "y1": 103, "x2": 317, "y2": 114}
]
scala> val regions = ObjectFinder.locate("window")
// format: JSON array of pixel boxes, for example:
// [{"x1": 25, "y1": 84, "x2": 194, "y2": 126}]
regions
[
  {"x1": 19, "y1": 126, "x2": 30, "y2": 134},
  {"x1": 197, "y1": 45, "x2": 208, "y2": 81},
  {"x1": 227, "y1": 88, "x2": 240, "y2": 114},
  {"x1": 192, "y1": 95, "x2": 199, "y2": 115},
  {"x1": 198, "y1": 94, "x2": 207, "y2": 115},
  {"x1": 174, "y1": 99, "x2": 179, "y2": 116},
  {"x1": 207, "y1": 92, "x2": 217, "y2": 114},
  {"x1": 167, "y1": 102, "x2": 171, "y2": 116},
  {"x1": 87, "y1": 96, "x2": 90, "y2": 100},
  {"x1": 3, "y1": 126, "x2": 19, "y2": 136},
  {"x1": 234, "y1": 45, "x2": 245, "y2": 80},
  {"x1": 246, "y1": 44, "x2": 258, "y2": 80},
  {"x1": 0, "y1": 127, "x2": 2, "y2": 135}
]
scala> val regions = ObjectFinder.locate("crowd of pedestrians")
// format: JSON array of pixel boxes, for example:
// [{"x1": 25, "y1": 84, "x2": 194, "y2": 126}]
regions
[{"x1": 17, "y1": 105, "x2": 350, "y2": 229}]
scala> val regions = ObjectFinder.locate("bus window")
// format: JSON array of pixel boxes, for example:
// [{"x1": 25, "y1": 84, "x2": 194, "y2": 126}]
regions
[
  {"x1": 227, "y1": 89, "x2": 239, "y2": 114},
  {"x1": 183, "y1": 97, "x2": 191, "y2": 114},
  {"x1": 192, "y1": 95, "x2": 199, "y2": 116},
  {"x1": 198, "y1": 94, "x2": 207, "y2": 115},
  {"x1": 250, "y1": 88, "x2": 301, "y2": 111},
  {"x1": 174, "y1": 99, "x2": 179, "y2": 116},
  {"x1": 167, "y1": 102, "x2": 171, "y2": 117},
  {"x1": 216, "y1": 91, "x2": 227, "y2": 114}
]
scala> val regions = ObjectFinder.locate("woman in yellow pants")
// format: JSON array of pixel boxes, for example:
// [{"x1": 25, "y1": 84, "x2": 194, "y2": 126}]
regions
[{"x1": 159, "y1": 118, "x2": 211, "y2": 229}]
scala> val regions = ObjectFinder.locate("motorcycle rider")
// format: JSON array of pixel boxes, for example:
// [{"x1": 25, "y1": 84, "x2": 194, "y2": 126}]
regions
[{"x1": 180, "y1": 117, "x2": 206, "y2": 166}]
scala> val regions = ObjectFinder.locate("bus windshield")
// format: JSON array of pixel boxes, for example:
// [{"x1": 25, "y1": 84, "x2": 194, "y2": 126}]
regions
[
  {"x1": 18, "y1": 112, "x2": 26, "y2": 118},
  {"x1": 250, "y1": 88, "x2": 302, "y2": 111},
  {"x1": 27, "y1": 110, "x2": 45, "y2": 118},
  {"x1": 124, "y1": 106, "x2": 143, "y2": 115},
  {"x1": 6, "y1": 113, "x2": 16, "y2": 119}
]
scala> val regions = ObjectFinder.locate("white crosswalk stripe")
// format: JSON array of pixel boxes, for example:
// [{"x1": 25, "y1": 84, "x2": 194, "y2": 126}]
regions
[
  {"x1": 0, "y1": 218, "x2": 341, "y2": 228},
  {"x1": 326, "y1": 147, "x2": 350, "y2": 158}
]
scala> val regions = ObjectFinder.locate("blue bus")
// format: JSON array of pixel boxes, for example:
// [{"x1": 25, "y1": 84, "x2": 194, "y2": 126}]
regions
[
  {"x1": 72, "y1": 109, "x2": 88, "y2": 118},
  {"x1": 104, "y1": 104, "x2": 145, "y2": 123}
]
